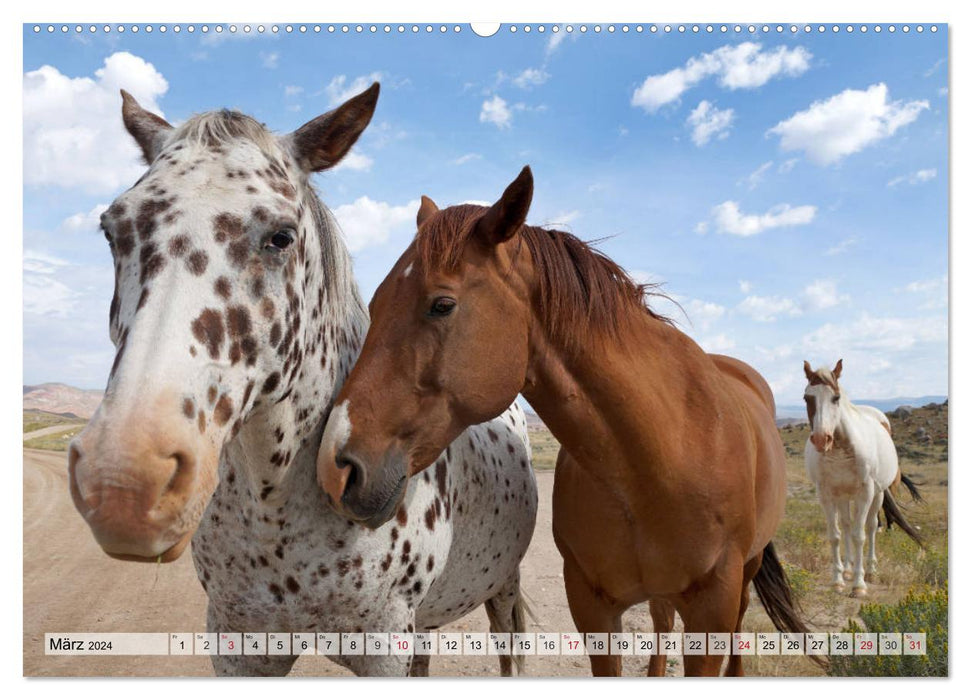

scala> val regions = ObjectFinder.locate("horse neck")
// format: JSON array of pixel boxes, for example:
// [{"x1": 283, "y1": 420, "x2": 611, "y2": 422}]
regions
[
  {"x1": 523, "y1": 304, "x2": 720, "y2": 475},
  {"x1": 834, "y1": 395, "x2": 865, "y2": 445},
  {"x1": 227, "y1": 200, "x2": 368, "y2": 496}
]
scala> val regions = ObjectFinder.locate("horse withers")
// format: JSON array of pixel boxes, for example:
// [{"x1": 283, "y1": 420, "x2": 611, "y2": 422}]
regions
[
  {"x1": 67, "y1": 86, "x2": 537, "y2": 676},
  {"x1": 803, "y1": 360, "x2": 923, "y2": 597},
  {"x1": 318, "y1": 166, "x2": 816, "y2": 676}
]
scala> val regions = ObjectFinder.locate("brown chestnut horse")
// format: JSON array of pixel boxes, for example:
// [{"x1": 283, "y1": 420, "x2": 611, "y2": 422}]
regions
[{"x1": 318, "y1": 166, "x2": 817, "y2": 676}]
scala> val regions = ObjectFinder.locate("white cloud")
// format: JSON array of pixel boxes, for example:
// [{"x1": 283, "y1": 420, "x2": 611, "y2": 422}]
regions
[
  {"x1": 631, "y1": 43, "x2": 811, "y2": 113},
  {"x1": 23, "y1": 250, "x2": 77, "y2": 317},
  {"x1": 887, "y1": 168, "x2": 937, "y2": 187},
  {"x1": 802, "y1": 279, "x2": 849, "y2": 311},
  {"x1": 739, "y1": 280, "x2": 752, "y2": 293},
  {"x1": 924, "y1": 58, "x2": 946, "y2": 78},
  {"x1": 684, "y1": 299, "x2": 726, "y2": 331},
  {"x1": 737, "y1": 294, "x2": 802, "y2": 322},
  {"x1": 61, "y1": 203, "x2": 108, "y2": 233},
  {"x1": 332, "y1": 197, "x2": 420, "y2": 252},
  {"x1": 284, "y1": 85, "x2": 303, "y2": 97},
  {"x1": 23, "y1": 52, "x2": 169, "y2": 194},
  {"x1": 324, "y1": 72, "x2": 382, "y2": 107},
  {"x1": 452, "y1": 153, "x2": 482, "y2": 166},
  {"x1": 778, "y1": 158, "x2": 799, "y2": 173},
  {"x1": 700, "y1": 333, "x2": 736, "y2": 353},
  {"x1": 905, "y1": 276, "x2": 947, "y2": 310},
  {"x1": 512, "y1": 68, "x2": 550, "y2": 89},
  {"x1": 707, "y1": 201, "x2": 816, "y2": 237},
  {"x1": 480, "y1": 95, "x2": 513, "y2": 129},
  {"x1": 260, "y1": 51, "x2": 279, "y2": 69},
  {"x1": 767, "y1": 83, "x2": 929, "y2": 166},
  {"x1": 802, "y1": 313, "x2": 946, "y2": 355},
  {"x1": 331, "y1": 151, "x2": 374, "y2": 173},
  {"x1": 740, "y1": 161, "x2": 773, "y2": 190},
  {"x1": 546, "y1": 26, "x2": 577, "y2": 56},
  {"x1": 825, "y1": 237, "x2": 858, "y2": 256},
  {"x1": 686, "y1": 101, "x2": 734, "y2": 146}
]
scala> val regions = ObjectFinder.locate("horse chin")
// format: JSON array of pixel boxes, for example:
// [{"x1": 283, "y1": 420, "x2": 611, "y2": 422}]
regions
[
  {"x1": 354, "y1": 475, "x2": 407, "y2": 530},
  {"x1": 101, "y1": 530, "x2": 194, "y2": 563}
]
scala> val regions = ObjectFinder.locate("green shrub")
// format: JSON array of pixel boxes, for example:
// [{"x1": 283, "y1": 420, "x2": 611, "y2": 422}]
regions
[{"x1": 828, "y1": 586, "x2": 948, "y2": 677}]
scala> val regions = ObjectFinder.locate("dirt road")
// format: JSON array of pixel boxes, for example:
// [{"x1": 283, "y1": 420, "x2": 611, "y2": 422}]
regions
[{"x1": 24, "y1": 448, "x2": 673, "y2": 677}]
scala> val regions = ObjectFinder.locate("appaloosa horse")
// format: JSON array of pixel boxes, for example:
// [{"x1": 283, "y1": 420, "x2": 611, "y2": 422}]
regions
[
  {"x1": 803, "y1": 360, "x2": 922, "y2": 597},
  {"x1": 318, "y1": 167, "x2": 818, "y2": 676},
  {"x1": 68, "y1": 85, "x2": 537, "y2": 676}
]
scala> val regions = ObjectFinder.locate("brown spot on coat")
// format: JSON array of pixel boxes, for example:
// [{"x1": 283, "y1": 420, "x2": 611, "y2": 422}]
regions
[
  {"x1": 213, "y1": 394, "x2": 234, "y2": 426},
  {"x1": 191, "y1": 309, "x2": 225, "y2": 359}
]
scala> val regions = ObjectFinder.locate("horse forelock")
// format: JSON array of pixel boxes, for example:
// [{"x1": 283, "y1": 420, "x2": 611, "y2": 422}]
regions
[
  {"x1": 166, "y1": 110, "x2": 283, "y2": 158},
  {"x1": 806, "y1": 367, "x2": 840, "y2": 394}
]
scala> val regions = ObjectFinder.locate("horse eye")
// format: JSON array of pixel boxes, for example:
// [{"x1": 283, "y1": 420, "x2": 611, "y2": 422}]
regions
[
  {"x1": 833, "y1": 395, "x2": 841, "y2": 403},
  {"x1": 428, "y1": 297, "x2": 457, "y2": 317},
  {"x1": 266, "y1": 230, "x2": 294, "y2": 251}
]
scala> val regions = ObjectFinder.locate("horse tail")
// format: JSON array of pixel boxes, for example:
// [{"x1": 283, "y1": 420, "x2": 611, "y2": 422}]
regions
[
  {"x1": 882, "y1": 490, "x2": 924, "y2": 547},
  {"x1": 486, "y1": 577, "x2": 532, "y2": 676},
  {"x1": 510, "y1": 588, "x2": 530, "y2": 675},
  {"x1": 753, "y1": 542, "x2": 828, "y2": 669},
  {"x1": 900, "y1": 474, "x2": 924, "y2": 503}
]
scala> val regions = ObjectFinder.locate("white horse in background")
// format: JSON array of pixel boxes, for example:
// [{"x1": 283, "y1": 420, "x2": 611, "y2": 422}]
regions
[{"x1": 803, "y1": 359, "x2": 922, "y2": 597}]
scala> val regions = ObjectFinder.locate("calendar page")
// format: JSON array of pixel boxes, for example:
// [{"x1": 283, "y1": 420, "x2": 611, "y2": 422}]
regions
[{"x1": 22, "y1": 17, "x2": 948, "y2": 679}]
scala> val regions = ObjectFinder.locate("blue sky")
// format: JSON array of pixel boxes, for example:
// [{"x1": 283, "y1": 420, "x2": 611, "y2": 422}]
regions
[{"x1": 22, "y1": 24, "x2": 948, "y2": 406}]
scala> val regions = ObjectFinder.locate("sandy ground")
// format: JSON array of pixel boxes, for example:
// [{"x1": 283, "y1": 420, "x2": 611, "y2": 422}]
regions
[{"x1": 24, "y1": 448, "x2": 672, "y2": 678}]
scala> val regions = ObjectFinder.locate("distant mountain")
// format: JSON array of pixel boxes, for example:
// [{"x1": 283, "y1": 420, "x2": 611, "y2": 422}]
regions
[
  {"x1": 23, "y1": 383, "x2": 104, "y2": 420},
  {"x1": 776, "y1": 395, "x2": 948, "y2": 420}
]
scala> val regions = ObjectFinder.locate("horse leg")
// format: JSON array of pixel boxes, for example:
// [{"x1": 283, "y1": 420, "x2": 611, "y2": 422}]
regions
[
  {"x1": 819, "y1": 491, "x2": 845, "y2": 589},
  {"x1": 408, "y1": 649, "x2": 431, "y2": 677},
  {"x1": 850, "y1": 482, "x2": 876, "y2": 597},
  {"x1": 206, "y1": 603, "x2": 298, "y2": 677},
  {"x1": 562, "y1": 553, "x2": 624, "y2": 676},
  {"x1": 838, "y1": 499, "x2": 854, "y2": 581},
  {"x1": 676, "y1": 554, "x2": 745, "y2": 677},
  {"x1": 484, "y1": 569, "x2": 525, "y2": 676},
  {"x1": 864, "y1": 489, "x2": 884, "y2": 583},
  {"x1": 725, "y1": 554, "x2": 763, "y2": 677},
  {"x1": 647, "y1": 598, "x2": 676, "y2": 677}
]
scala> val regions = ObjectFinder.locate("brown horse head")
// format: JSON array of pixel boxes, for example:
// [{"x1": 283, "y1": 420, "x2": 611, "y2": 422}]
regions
[
  {"x1": 803, "y1": 358, "x2": 843, "y2": 453},
  {"x1": 70, "y1": 84, "x2": 379, "y2": 561},
  {"x1": 317, "y1": 167, "x2": 537, "y2": 525}
]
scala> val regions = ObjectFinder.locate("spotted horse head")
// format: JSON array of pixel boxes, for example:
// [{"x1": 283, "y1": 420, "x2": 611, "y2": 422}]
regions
[{"x1": 69, "y1": 84, "x2": 379, "y2": 562}]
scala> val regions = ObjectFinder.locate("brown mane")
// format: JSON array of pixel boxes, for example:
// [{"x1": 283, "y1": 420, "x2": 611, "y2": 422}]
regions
[{"x1": 415, "y1": 204, "x2": 673, "y2": 348}]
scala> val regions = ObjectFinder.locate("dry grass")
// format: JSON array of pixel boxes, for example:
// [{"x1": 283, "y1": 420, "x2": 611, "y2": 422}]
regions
[
  {"x1": 23, "y1": 409, "x2": 80, "y2": 435},
  {"x1": 23, "y1": 425, "x2": 85, "y2": 451}
]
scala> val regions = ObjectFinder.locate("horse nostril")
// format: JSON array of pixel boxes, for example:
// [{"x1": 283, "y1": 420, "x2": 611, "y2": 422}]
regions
[
  {"x1": 337, "y1": 452, "x2": 365, "y2": 502},
  {"x1": 160, "y1": 450, "x2": 195, "y2": 499}
]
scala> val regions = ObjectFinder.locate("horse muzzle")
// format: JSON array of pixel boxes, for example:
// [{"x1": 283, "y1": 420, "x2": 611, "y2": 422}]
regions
[
  {"x1": 68, "y1": 419, "x2": 212, "y2": 562},
  {"x1": 318, "y1": 447, "x2": 407, "y2": 529},
  {"x1": 810, "y1": 432, "x2": 835, "y2": 453}
]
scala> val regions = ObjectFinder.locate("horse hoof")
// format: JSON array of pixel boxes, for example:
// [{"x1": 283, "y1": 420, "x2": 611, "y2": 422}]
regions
[
  {"x1": 832, "y1": 581, "x2": 845, "y2": 591},
  {"x1": 851, "y1": 587, "x2": 867, "y2": 598}
]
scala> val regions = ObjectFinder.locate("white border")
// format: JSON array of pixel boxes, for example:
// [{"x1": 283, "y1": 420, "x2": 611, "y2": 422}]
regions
[{"x1": 5, "y1": 0, "x2": 962, "y2": 696}]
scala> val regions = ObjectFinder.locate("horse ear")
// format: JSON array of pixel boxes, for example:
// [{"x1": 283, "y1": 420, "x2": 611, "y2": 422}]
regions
[
  {"x1": 803, "y1": 360, "x2": 813, "y2": 381},
  {"x1": 474, "y1": 166, "x2": 534, "y2": 247},
  {"x1": 833, "y1": 358, "x2": 843, "y2": 379},
  {"x1": 288, "y1": 82, "x2": 380, "y2": 172},
  {"x1": 417, "y1": 196, "x2": 439, "y2": 229},
  {"x1": 121, "y1": 90, "x2": 173, "y2": 164}
]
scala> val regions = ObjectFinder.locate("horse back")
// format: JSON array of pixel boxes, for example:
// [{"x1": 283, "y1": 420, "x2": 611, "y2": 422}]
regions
[
  {"x1": 708, "y1": 353, "x2": 777, "y2": 419},
  {"x1": 708, "y1": 353, "x2": 786, "y2": 554}
]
